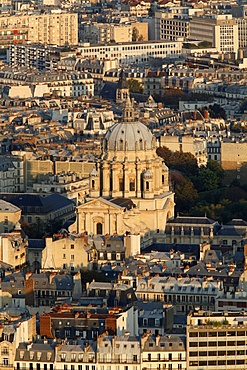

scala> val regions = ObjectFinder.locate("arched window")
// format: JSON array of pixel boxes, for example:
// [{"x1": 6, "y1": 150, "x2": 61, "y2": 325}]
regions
[
  {"x1": 96, "y1": 222, "x2": 103, "y2": 235},
  {"x1": 92, "y1": 180, "x2": 95, "y2": 189},
  {"x1": 146, "y1": 181, "x2": 149, "y2": 191},
  {"x1": 162, "y1": 174, "x2": 165, "y2": 184}
]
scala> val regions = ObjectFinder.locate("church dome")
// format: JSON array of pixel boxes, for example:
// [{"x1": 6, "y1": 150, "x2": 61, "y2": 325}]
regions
[
  {"x1": 162, "y1": 162, "x2": 169, "y2": 172},
  {"x1": 104, "y1": 97, "x2": 155, "y2": 152},
  {"x1": 105, "y1": 121, "x2": 154, "y2": 152},
  {"x1": 90, "y1": 168, "x2": 98, "y2": 177},
  {"x1": 143, "y1": 169, "x2": 153, "y2": 179}
]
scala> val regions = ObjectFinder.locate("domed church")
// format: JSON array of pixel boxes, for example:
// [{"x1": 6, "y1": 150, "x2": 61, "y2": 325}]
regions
[{"x1": 73, "y1": 98, "x2": 174, "y2": 241}]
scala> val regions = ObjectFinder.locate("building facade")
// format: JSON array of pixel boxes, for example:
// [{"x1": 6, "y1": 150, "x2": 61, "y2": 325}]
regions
[
  {"x1": 155, "y1": 12, "x2": 190, "y2": 41},
  {"x1": 72, "y1": 97, "x2": 174, "y2": 243},
  {"x1": 78, "y1": 40, "x2": 182, "y2": 65},
  {"x1": 190, "y1": 14, "x2": 238, "y2": 55},
  {"x1": 0, "y1": 12, "x2": 78, "y2": 46},
  {"x1": 187, "y1": 310, "x2": 247, "y2": 370}
]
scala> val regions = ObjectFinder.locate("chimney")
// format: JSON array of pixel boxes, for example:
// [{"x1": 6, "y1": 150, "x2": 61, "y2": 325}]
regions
[
  {"x1": 204, "y1": 110, "x2": 209, "y2": 119},
  {"x1": 193, "y1": 110, "x2": 197, "y2": 121},
  {"x1": 141, "y1": 333, "x2": 149, "y2": 349},
  {"x1": 155, "y1": 334, "x2": 160, "y2": 347}
]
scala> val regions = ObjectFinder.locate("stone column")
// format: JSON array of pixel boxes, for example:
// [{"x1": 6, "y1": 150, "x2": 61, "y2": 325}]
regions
[
  {"x1": 136, "y1": 162, "x2": 142, "y2": 198},
  {"x1": 102, "y1": 162, "x2": 110, "y2": 197}
]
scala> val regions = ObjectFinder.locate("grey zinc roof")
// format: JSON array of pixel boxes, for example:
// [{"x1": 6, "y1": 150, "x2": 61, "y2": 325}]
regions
[
  {"x1": 15, "y1": 343, "x2": 55, "y2": 362},
  {"x1": 143, "y1": 335, "x2": 185, "y2": 352},
  {"x1": 88, "y1": 281, "x2": 113, "y2": 290},
  {"x1": 227, "y1": 219, "x2": 247, "y2": 227},
  {"x1": 167, "y1": 216, "x2": 218, "y2": 225}
]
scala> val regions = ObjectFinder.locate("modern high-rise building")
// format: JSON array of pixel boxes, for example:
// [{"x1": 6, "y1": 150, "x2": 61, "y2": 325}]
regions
[
  {"x1": 187, "y1": 310, "x2": 247, "y2": 370},
  {"x1": 0, "y1": 11, "x2": 78, "y2": 46},
  {"x1": 155, "y1": 12, "x2": 190, "y2": 41},
  {"x1": 190, "y1": 14, "x2": 238, "y2": 55}
]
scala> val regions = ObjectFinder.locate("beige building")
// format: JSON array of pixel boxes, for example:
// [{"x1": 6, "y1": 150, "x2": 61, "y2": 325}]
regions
[
  {"x1": 221, "y1": 139, "x2": 247, "y2": 170},
  {"x1": 0, "y1": 311, "x2": 36, "y2": 370},
  {"x1": 0, "y1": 227, "x2": 27, "y2": 269},
  {"x1": 0, "y1": 12, "x2": 78, "y2": 46},
  {"x1": 132, "y1": 21, "x2": 149, "y2": 41},
  {"x1": 159, "y1": 135, "x2": 207, "y2": 166},
  {"x1": 0, "y1": 199, "x2": 21, "y2": 233},
  {"x1": 42, "y1": 234, "x2": 89, "y2": 271},
  {"x1": 14, "y1": 153, "x2": 94, "y2": 190},
  {"x1": 221, "y1": 139, "x2": 247, "y2": 184},
  {"x1": 78, "y1": 40, "x2": 182, "y2": 65},
  {"x1": 82, "y1": 23, "x2": 132, "y2": 44},
  {"x1": 0, "y1": 27, "x2": 28, "y2": 48},
  {"x1": 190, "y1": 14, "x2": 239, "y2": 55},
  {"x1": 70, "y1": 97, "x2": 175, "y2": 245}
]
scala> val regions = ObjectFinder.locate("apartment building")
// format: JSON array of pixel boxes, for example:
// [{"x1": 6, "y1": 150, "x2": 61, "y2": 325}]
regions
[
  {"x1": 97, "y1": 333, "x2": 141, "y2": 368},
  {"x1": 121, "y1": 0, "x2": 152, "y2": 16},
  {"x1": 0, "y1": 199, "x2": 21, "y2": 234},
  {"x1": 81, "y1": 23, "x2": 132, "y2": 44},
  {"x1": 0, "y1": 11, "x2": 78, "y2": 46},
  {"x1": 9, "y1": 44, "x2": 56, "y2": 71},
  {"x1": 187, "y1": 310, "x2": 247, "y2": 370},
  {"x1": 15, "y1": 342, "x2": 56, "y2": 370},
  {"x1": 42, "y1": 234, "x2": 89, "y2": 272},
  {"x1": 0, "y1": 157, "x2": 24, "y2": 193},
  {"x1": 159, "y1": 136, "x2": 207, "y2": 166},
  {"x1": 78, "y1": 40, "x2": 182, "y2": 64},
  {"x1": 141, "y1": 333, "x2": 186, "y2": 370},
  {"x1": 0, "y1": 27, "x2": 28, "y2": 49},
  {"x1": 1, "y1": 71, "x2": 94, "y2": 99},
  {"x1": 207, "y1": 136, "x2": 221, "y2": 162},
  {"x1": 236, "y1": 18, "x2": 247, "y2": 49},
  {"x1": 190, "y1": 14, "x2": 238, "y2": 55},
  {"x1": 40, "y1": 305, "x2": 137, "y2": 339},
  {"x1": 136, "y1": 276, "x2": 222, "y2": 313},
  {"x1": 0, "y1": 310, "x2": 36, "y2": 370},
  {"x1": 0, "y1": 228, "x2": 27, "y2": 269},
  {"x1": 55, "y1": 342, "x2": 96, "y2": 370},
  {"x1": 155, "y1": 12, "x2": 190, "y2": 41}
]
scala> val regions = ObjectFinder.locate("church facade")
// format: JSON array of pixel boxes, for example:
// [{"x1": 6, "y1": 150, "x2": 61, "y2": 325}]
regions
[{"x1": 71, "y1": 98, "x2": 174, "y2": 241}]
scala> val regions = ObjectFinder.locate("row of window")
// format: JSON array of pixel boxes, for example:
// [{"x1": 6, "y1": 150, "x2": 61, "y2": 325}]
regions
[
  {"x1": 189, "y1": 359, "x2": 246, "y2": 366},
  {"x1": 189, "y1": 349, "x2": 247, "y2": 356},
  {"x1": 189, "y1": 330, "x2": 247, "y2": 337},
  {"x1": 189, "y1": 340, "x2": 246, "y2": 347}
]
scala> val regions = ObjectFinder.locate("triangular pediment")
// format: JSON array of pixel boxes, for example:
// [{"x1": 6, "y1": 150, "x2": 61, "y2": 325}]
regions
[{"x1": 77, "y1": 197, "x2": 123, "y2": 211}]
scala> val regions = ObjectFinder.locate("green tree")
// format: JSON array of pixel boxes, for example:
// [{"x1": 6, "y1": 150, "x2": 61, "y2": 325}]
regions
[
  {"x1": 207, "y1": 104, "x2": 226, "y2": 119},
  {"x1": 157, "y1": 146, "x2": 198, "y2": 177},
  {"x1": 132, "y1": 27, "x2": 144, "y2": 42},
  {"x1": 127, "y1": 79, "x2": 144, "y2": 94},
  {"x1": 45, "y1": 218, "x2": 64, "y2": 236},
  {"x1": 196, "y1": 167, "x2": 219, "y2": 192},
  {"x1": 171, "y1": 171, "x2": 198, "y2": 212},
  {"x1": 207, "y1": 159, "x2": 225, "y2": 186},
  {"x1": 200, "y1": 41, "x2": 213, "y2": 48}
]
